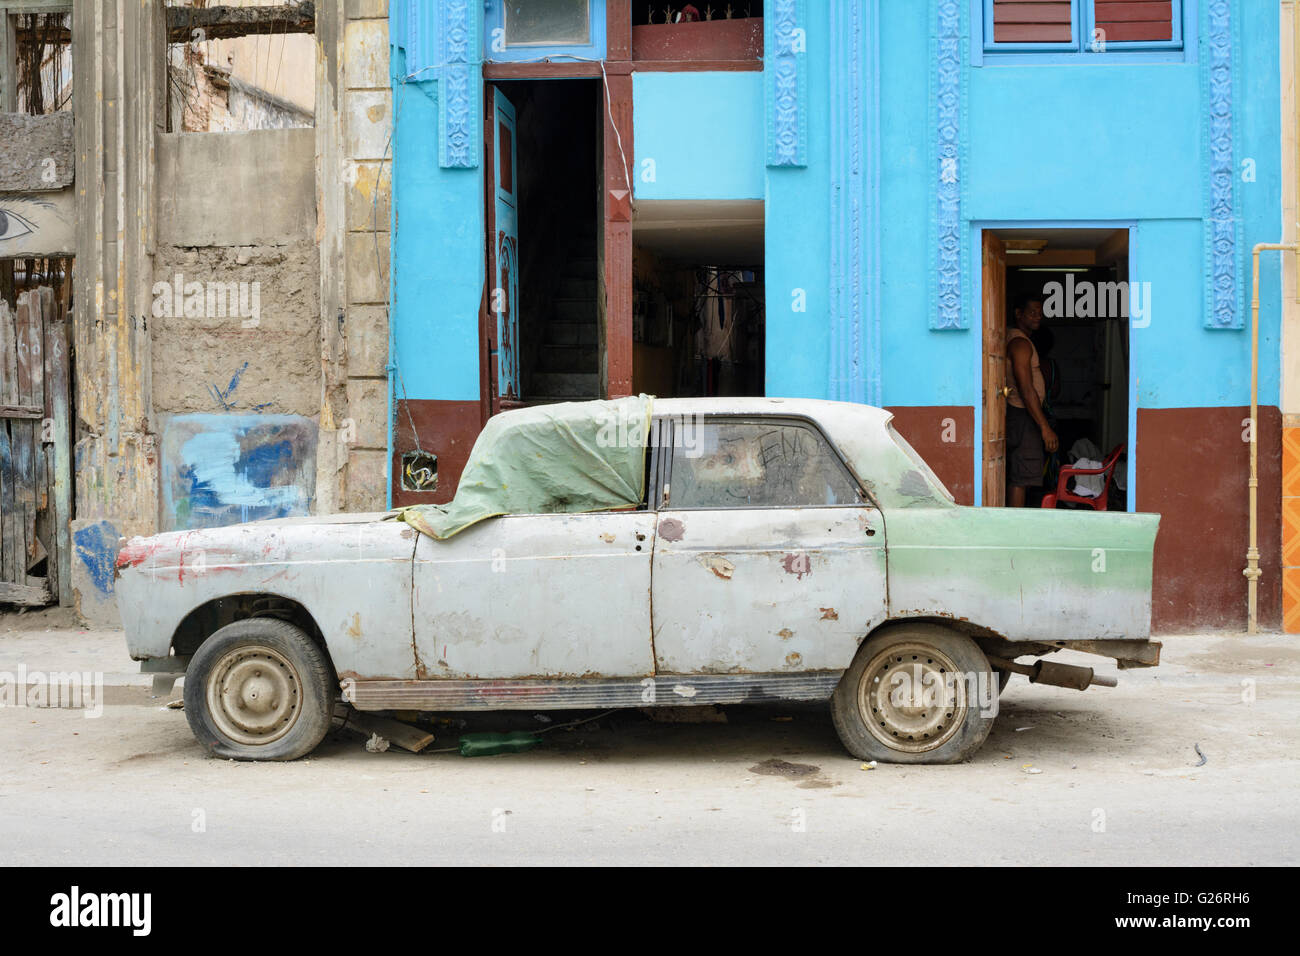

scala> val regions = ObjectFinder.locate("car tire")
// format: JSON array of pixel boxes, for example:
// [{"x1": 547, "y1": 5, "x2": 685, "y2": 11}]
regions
[
  {"x1": 831, "y1": 623, "x2": 997, "y2": 764},
  {"x1": 184, "y1": 618, "x2": 335, "y2": 761}
]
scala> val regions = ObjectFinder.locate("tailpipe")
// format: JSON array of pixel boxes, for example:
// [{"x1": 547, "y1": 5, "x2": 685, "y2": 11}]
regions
[{"x1": 988, "y1": 656, "x2": 1117, "y2": 691}]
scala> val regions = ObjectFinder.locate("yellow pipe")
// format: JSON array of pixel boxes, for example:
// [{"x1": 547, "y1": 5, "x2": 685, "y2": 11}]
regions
[
  {"x1": 1242, "y1": 4, "x2": 1300, "y2": 634},
  {"x1": 1250, "y1": 243, "x2": 1297, "y2": 634}
]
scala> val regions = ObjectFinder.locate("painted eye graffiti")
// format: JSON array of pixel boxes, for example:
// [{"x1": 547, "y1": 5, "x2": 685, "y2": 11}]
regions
[{"x1": 0, "y1": 208, "x2": 38, "y2": 242}]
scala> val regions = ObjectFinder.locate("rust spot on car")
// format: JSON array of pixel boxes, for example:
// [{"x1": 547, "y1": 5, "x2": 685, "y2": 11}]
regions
[
  {"x1": 781, "y1": 552, "x2": 812, "y2": 579},
  {"x1": 658, "y1": 517, "x2": 685, "y2": 541},
  {"x1": 600, "y1": 532, "x2": 616, "y2": 543},
  {"x1": 699, "y1": 555, "x2": 735, "y2": 580},
  {"x1": 347, "y1": 613, "x2": 362, "y2": 639},
  {"x1": 778, "y1": 628, "x2": 794, "y2": 640},
  {"x1": 819, "y1": 607, "x2": 839, "y2": 621},
  {"x1": 785, "y1": 651, "x2": 803, "y2": 667}
]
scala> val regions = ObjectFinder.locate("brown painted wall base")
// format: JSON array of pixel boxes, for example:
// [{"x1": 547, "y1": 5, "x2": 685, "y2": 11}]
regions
[
  {"x1": 391, "y1": 399, "x2": 483, "y2": 507},
  {"x1": 1137, "y1": 406, "x2": 1281, "y2": 633},
  {"x1": 885, "y1": 406, "x2": 975, "y2": 506}
]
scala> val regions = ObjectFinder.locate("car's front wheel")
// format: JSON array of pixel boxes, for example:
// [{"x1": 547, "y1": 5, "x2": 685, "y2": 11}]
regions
[
  {"x1": 831, "y1": 624, "x2": 997, "y2": 764},
  {"x1": 183, "y1": 618, "x2": 335, "y2": 761}
]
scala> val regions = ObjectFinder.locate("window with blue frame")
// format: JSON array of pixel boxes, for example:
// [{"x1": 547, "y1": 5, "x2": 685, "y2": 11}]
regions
[
  {"x1": 484, "y1": 0, "x2": 607, "y2": 62},
  {"x1": 982, "y1": 0, "x2": 1185, "y2": 58}
]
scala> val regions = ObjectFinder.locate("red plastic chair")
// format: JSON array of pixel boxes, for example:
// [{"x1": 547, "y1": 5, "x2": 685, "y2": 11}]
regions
[{"x1": 1041, "y1": 443, "x2": 1124, "y2": 510}]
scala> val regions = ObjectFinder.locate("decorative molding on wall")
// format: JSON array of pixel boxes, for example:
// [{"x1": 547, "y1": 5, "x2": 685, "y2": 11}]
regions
[
  {"x1": 1202, "y1": 0, "x2": 1241, "y2": 329},
  {"x1": 766, "y1": 0, "x2": 807, "y2": 167},
  {"x1": 437, "y1": 0, "x2": 479, "y2": 169},
  {"x1": 828, "y1": 0, "x2": 882, "y2": 405},
  {"x1": 396, "y1": 1, "x2": 480, "y2": 169},
  {"x1": 929, "y1": 0, "x2": 967, "y2": 330}
]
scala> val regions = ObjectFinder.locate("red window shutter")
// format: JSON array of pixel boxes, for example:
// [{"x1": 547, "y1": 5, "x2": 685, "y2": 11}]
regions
[
  {"x1": 992, "y1": 0, "x2": 1073, "y2": 44},
  {"x1": 1093, "y1": 1, "x2": 1174, "y2": 43}
]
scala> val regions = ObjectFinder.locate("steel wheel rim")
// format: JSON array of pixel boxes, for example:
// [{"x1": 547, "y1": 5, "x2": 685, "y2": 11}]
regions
[
  {"x1": 858, "y1": 642, "x2": 967, "y2": 753},
  {"x1": 207, "y1": 645, "x2": 302, "y2": 746}
]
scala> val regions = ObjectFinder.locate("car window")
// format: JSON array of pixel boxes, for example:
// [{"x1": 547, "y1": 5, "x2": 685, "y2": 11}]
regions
[{"x1": 667, "y1": 419, "x2": 863, "y2": 509}]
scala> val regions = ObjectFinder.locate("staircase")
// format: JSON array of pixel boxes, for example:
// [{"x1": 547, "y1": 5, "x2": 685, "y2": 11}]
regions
[{"x1": 528, "y1": 248, "x2": 600, "y2": 402}]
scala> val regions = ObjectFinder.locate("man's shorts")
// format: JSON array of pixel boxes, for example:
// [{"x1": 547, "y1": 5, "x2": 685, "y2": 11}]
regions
[{"x1": 1006, "y1": 404, "x2": 1045, "y2": 488}]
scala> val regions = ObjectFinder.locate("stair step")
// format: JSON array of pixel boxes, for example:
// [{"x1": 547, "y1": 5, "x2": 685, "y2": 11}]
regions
[
  {"x1": 530, "y1": 371, "x2": 599, "y2": 398},
  {"x1": 566, "y1": 256, "x2": 597, "y2": 276},
  {"x1": 539, "y1": 344, "x2": 597, "y2": 373},
  {"x1": 554, "y1": 298, "x2": 596, "y2": 322},
  {"x1": 545, "y1": 321, "x2": 598, "y2": 347},
  {"x1": 558, "y1": 277, "x2": 597, "y2": 299}
]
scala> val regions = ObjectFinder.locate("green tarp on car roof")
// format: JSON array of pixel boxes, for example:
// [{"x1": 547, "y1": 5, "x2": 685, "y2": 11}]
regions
[{"x1": 397, "y1": 395, "x2": 653, "y2": 540}]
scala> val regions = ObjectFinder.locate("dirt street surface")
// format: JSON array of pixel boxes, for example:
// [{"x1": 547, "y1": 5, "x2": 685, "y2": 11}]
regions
[{"x1": 1, "y1": 610, "x2": 1297, "y2": 866}]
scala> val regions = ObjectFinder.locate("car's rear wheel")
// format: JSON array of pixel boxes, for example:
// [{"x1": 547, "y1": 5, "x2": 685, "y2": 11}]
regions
[
  {"x1": 184, "y1": 618, "x2": 335, "y2": 761},
  {"x1": 831, "y1": 624, "x2": 997, "y2": 764}
]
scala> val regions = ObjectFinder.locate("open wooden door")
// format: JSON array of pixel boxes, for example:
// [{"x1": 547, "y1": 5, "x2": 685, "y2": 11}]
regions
[
  {"x1": 981, "y1": 232, "x2": 1007, "y2": 506},
  {"x1": 487, "y1": 86, "x2": 520, "y2": 413},
  {"x1": 0, "y1": 287, "x2": 72, "y2": 606}
]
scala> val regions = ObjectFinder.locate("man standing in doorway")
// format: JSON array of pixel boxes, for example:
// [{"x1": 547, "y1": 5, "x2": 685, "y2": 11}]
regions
[{"x1": 1006, "y1": 293, "x2": 1059, "y2": 507}]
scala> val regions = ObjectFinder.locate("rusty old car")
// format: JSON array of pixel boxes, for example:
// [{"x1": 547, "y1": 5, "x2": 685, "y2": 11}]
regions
[{"x1": 115, "y1": 396, "x2": 1160, "y2": 763}]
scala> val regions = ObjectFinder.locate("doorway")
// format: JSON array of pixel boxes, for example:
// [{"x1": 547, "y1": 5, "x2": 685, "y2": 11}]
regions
[
  {"x1": 0, "y1": 257, "x2": 73, "y2": 606},
  {"x1": 484, "y1": 79, "x2": 602, "y2": 412},
  {"x1": 630, "y1": 199, "x2": 765, "y2": 397},
  {"x1": 981, "y1": 226, "x2": 1131, "y2": 509}
]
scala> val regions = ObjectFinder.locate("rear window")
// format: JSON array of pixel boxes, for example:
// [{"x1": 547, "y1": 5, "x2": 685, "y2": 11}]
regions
[{"x1": 887, "y1": 423, "x2": 956, "y2": 504}]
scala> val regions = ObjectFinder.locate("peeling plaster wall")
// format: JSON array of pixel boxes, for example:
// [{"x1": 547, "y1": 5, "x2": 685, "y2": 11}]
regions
[
  {"x1": 149, "y1": 126, "x2": 322, "y2": 531},
  {"x1": 63, "y1": 0, "x2": 391, "y2": 622},
  {"x1": 150, "y1": 241, "x2": 321, "y2": 417}
]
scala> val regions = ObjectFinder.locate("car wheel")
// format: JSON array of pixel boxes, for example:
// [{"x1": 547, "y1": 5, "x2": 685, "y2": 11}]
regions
[
  {"x1": 184, "y1": 618, "x2": 335, "y2": 761},
  {"x1": 831, "y1": 624, "x2": 997, "y2": 764}
]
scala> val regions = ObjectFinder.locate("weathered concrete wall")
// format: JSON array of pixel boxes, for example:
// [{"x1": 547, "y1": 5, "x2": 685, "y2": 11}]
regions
[
  {"x1": 66, "y1": 0, "x2": 390, "y2": 623},
  {"x1": 151, "y1": 124, "x2": 322, "y2": 537},
  {"x1": 69, "y1": 0, "x2": 163, "y2": 626},
  {"x1": 0, "y1": 112, "x2": 74, "y2": 191},
  {"x1": 156, "y1": 128, "x2": 316, "y2": 246},
  {"x1": 150, "y1": 241, "x2": 321, "y2": 417},
  {"x1": 331, "y1": 0, "x2": 391, "y2": 512}
]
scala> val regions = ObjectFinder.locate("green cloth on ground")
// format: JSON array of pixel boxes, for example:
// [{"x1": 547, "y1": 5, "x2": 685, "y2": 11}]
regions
[{"x1": 398, "y1": 395, "x2": 653, "y2": 540}]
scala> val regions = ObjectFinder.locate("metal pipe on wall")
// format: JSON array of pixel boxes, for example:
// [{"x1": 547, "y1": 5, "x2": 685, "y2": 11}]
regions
[
  {"x1": 1241, "y1": 4, "x2": 1300, "y2": 633},
  {"x1": 1249, "y1": 243, "x2": 1296, "y2": 633}
]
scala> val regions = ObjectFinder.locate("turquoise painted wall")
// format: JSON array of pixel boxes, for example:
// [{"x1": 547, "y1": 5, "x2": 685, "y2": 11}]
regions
[
  {"x1": 633, "y1": 72, "x2": 766, "y2": 201},
  {"x1": 390, "y1": 50, "x2": 485, "y2": 404},
  {"x1": 764, "y1": 0, "x2": 832, "y2": 401},
  {"x1": 390, "y1": 0, "x2": 1282, "y2": 415}
]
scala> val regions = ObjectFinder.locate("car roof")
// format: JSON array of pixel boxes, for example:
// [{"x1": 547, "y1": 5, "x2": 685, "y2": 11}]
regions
[{"x1": 652, "y1": 396, "x2": 895, "y2": 430}]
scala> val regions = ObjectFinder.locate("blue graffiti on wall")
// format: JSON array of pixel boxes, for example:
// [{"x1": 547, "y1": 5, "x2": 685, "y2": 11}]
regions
[
  {"x1": 161, "y1": 414, "x2": 318, "y2": 531},
  {"x1": 73, "y1": 520, "x2": 119, "y2": 595}
]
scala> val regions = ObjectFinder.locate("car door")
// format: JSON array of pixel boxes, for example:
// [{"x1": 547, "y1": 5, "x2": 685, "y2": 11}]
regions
[
  {"x1": 409, "y1": 428, "x2": 660, "y2": 679},
  {"x1": 650, "y1": 416, "x2": 888, "y2": 675}
]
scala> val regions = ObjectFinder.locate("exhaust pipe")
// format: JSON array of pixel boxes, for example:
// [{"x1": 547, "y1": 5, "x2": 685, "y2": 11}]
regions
[{"x1": 988, "y1": 656, "x2": 1117, "y2": 691}]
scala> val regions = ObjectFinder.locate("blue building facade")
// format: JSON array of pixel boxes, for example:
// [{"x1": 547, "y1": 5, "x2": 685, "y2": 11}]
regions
[{"x1": 386, "y1": 1, "x2": 1284, "y2": 631}]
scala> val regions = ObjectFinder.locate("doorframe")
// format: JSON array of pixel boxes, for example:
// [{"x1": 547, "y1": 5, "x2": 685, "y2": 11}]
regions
[{"x1": 969, "y1": 219, "x2": 1139, "y2": 510}]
